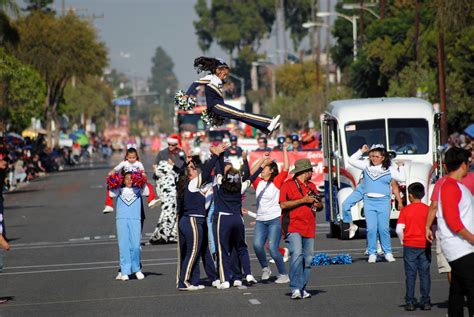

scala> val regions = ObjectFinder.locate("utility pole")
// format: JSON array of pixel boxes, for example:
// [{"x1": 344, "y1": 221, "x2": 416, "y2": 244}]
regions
[
  {"x1": 280, "y1": 0, "x2": 288, "y2": 63},
  {"x1": 325, "y1": 0, "x2": 331, "y2": 105}
]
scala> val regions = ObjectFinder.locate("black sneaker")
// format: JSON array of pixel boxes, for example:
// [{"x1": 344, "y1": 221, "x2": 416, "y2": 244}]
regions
[
  {"x1": 420, "y1": 302, "x2": 431, "y2": 311},
  {"x1": 405, "y1": 303, "x2": 416, "y2": 311}
]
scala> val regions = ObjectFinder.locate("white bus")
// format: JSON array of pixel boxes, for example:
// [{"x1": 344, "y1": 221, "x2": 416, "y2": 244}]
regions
[{"x1": 321, "y1": 98, "x2": 442, "y2": 239}]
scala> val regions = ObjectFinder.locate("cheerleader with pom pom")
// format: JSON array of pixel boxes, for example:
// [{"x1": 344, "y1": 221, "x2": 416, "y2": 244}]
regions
[
  {"x1": 177, "y1": 57, "x2": 280, "y2": 134},
  {"x1": 110, "y1": 171, "x2": 149, "y2": 281},
  {"x1": 103, "y1": 147, "x2": 159, "y2": 213}
]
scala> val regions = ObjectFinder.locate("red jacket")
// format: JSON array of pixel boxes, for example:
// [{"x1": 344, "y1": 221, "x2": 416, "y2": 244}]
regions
[{"x1": 279, "y1": 177, "x2": 317, "y2": 238}]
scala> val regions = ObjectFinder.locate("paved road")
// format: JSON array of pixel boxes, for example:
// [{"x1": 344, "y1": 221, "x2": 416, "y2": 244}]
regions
[{"x1": 0, "y1": 152, "x2": 450, "y2": 316}]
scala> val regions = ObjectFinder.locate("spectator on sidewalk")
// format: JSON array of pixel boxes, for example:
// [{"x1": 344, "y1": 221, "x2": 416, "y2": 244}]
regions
[{"x1": 255, "y1": 137, "x2": 272, "y2": 152}]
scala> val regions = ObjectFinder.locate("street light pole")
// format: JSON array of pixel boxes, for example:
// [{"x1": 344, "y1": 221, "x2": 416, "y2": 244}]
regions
[{"x1": 317, "y1": 12, "x2": 358, "y2": 61}]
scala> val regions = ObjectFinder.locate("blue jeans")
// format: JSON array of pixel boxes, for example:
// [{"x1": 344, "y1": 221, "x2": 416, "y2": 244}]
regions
[
  {"x1": 403, "y1": 246, "x2": 431, "y2": 305},
  {"x1": 253, "y1": 217, "x2": 287, "y2": 275},
  {"x1": 285, "y1": 232, "x2": 314, "y2": 292},
  {"x1": 207, "y1": 202, "x2": 216, "y2": 255}
]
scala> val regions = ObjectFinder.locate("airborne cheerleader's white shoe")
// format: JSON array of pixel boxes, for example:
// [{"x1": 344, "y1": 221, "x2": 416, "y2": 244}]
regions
[{"x1": 267, "y1": 115, "x2": 281, "y2": 133}]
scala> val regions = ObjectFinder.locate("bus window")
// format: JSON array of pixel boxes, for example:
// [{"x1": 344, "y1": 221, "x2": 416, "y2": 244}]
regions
[
  {"x1": 388, "y1": 119, "x2": 428, "y2": 154},
  {"x1": 345, "y1": 119, "x2": 386, "y2": 155}
]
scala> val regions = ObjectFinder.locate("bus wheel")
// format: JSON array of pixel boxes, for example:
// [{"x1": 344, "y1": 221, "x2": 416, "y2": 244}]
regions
[
  {"x1": 339, "y1": 222, "x2": 350, "y2": 240},
  {"x1": 329, "y1": 222, "x2": 341, "y2": 238}
]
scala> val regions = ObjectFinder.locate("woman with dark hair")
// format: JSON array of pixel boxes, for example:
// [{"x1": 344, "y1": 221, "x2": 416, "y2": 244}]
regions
[
  {"x1": 249, "y1": 144, "x2": 290, "y2": 283},
  {"x1": 213, "y1": 151, "x2": 266, "y2": 289},
  {"x1": 184, "y1": 56, "x2": 280, "y2": 135},
  {"x1": 175, "y1": 144, "x2": 228, "y2": 291},
  {"x1": 343, "y1": 144, "x2": 406, "y2": 263}
]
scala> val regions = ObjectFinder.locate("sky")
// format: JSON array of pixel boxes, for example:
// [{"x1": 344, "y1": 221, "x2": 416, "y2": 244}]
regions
[{"x1": 43, "y1": 0, "x2": 337, "y2": 88}]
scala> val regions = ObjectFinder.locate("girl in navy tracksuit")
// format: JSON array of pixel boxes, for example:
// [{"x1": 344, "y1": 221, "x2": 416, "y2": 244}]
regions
[
  {"x1": 185, "y1": 57, "x2": 280, "y2": 134},
  {"x1": 176, "y1": 147, "x2": 225, "y2": 290},
  {"x1": 213, "y1": 154, "x2": 265, "y2": 289}
]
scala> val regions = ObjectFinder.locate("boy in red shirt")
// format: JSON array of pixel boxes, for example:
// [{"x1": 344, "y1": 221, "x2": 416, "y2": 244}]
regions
[{"x1": 396, "y1": 182, "x2": 431, "y2": 311}]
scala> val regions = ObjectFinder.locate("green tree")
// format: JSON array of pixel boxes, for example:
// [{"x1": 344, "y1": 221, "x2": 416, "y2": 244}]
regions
[
  {"x1": 0, "y1": 48, "x2": 45, "y2": 132},
  {"x1": 10, "y1": 11, "x2": 108, "y2": 145},
  {"x1": 22, "y1": 0, "x2": 55, "y2": 14},
  {"x1": 149, "y1": 46, "x2": 178, "y2": 121},
  {"x1": 62, "y1": 76, "x2": 114, "y2": 131},
  {"x1": 265, "y1": 61, "x2": 324, "y2": 129}
]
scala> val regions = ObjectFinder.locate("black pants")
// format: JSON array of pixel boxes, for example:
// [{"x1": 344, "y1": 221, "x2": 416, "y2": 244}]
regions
[{"x1": 448, "y1": 252, "x2": 474, "y2": 317}]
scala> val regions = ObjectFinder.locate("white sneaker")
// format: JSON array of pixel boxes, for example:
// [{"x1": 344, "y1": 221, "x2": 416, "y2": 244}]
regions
[
  {"x1": 212, "y1": 280, "x2": 221, "y2": 288},
  {"x1": 120, "y1": 274, "x2": 129, "y2": 281},
  {"x1": 135, "y1": 271, "x2": 145, "y2": 280},
  {"x1": 283, "y1": 248, "x2": 290, "y2": 262},
  {"x1": 302, "y1": 290, "x2": 311, "y2": 299},
  {"x1": 102, "y1": 206, "x2": 114, "y2": 213},
  {"x1": 275, "y1": 274, "x2": 290, "y2": 284},
  {"x1": 115, "y1": 272, "x2": 122, "y2": 280},
  {"x1": 148, "y1": 199, "x2": 161, "y2": 208},
  {"x1": 291, "y1": 289, "x2": 302, "y2": 300},
  {"x1": 267, "y1": 115, "x2": 281, "y2": 133},
  {"x1": 364, "y1": 248, "x2": 369, "y2": 256},
  {"x1": 345, "y1": 223, "x2": 358, "y2": 239},
  {"x1": 218, "y1": 281, "x2": 230, "y2": 289},
  {"x1": 246, "y1": 274, "x2": 258, "y2": 284},
  {"x1": 233, "y1": 280, "x2": 242, "y2": 287},
  {"x1": 385, "y1": 253, "x2": 396, "y2": 262},
  {"x1": 368, "y1": 254, "x2": 377, "y2": 263},
  {"x1": 196, "y1": 285, "x2": 205, "y2": 290},
  {"x1": 261, "y1": 267, "x2": 271, "y2": 281}
]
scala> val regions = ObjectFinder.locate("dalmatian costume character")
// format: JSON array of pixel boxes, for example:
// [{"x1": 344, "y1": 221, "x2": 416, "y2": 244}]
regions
[{"x1": 149, "y1": 135, "x2": 185, "y2": 244}]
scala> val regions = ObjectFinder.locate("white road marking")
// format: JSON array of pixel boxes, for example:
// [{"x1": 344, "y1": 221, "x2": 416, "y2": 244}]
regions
[{"x1": 248, "y1": 299, "x2": 261, "y2": 305}]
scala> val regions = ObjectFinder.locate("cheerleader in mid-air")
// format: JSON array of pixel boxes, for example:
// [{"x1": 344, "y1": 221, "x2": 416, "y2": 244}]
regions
[{"x1": 178, "y1": 56, "x2": 280, "y2": 135}]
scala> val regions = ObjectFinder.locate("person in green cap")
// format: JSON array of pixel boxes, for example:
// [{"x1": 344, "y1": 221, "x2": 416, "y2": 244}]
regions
[{"x1": 279, "y1": 158, "x2": 323, "y2": 300}]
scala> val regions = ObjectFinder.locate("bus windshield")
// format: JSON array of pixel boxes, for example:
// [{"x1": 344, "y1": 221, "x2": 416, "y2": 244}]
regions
[
  {"x1": 388, "y1": 119, "x2": 428, "y2": 154},
  {"x1": 345, "y1": 119, "x2": 386, "y2": 156}
]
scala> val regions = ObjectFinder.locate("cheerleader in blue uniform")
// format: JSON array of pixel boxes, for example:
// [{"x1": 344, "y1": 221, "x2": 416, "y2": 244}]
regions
[
  {"x1": 176, "y1": 144, "x2": 228, "y2": 290},
  {"x1": 213, "y1": 152, "x2": 269, "y2": 289},
  {"x1": 342, "y1": 144, "x2": 405, "y2": 263},
  {"x1": 109, "y1": 172, "x2": 149, "y2": 281},
  {"x1": 183, "y1": 57, "x2": 280, "y2": 135}
]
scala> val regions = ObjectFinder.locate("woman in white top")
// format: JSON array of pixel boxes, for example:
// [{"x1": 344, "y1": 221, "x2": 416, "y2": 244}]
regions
[
  {"x1": 249, "y1": 146, "x2": 290, "y2": 283},
  {"x1": 347, "y1": 144, "x2": 405, "y2": 263}
]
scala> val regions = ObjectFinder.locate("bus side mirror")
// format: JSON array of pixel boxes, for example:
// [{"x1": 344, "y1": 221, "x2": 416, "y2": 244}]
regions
[{"x1": 387, "y1": 150, "x2": 397, "y2": 159}]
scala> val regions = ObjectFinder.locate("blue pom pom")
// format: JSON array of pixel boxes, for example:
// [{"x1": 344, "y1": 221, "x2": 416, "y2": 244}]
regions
[
  {"x1": 330, "y1": 254, "x2": 352, "y2": 265},
  {"x1": 311, "y1": 253, "x2": 331, "y2": 266}
]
